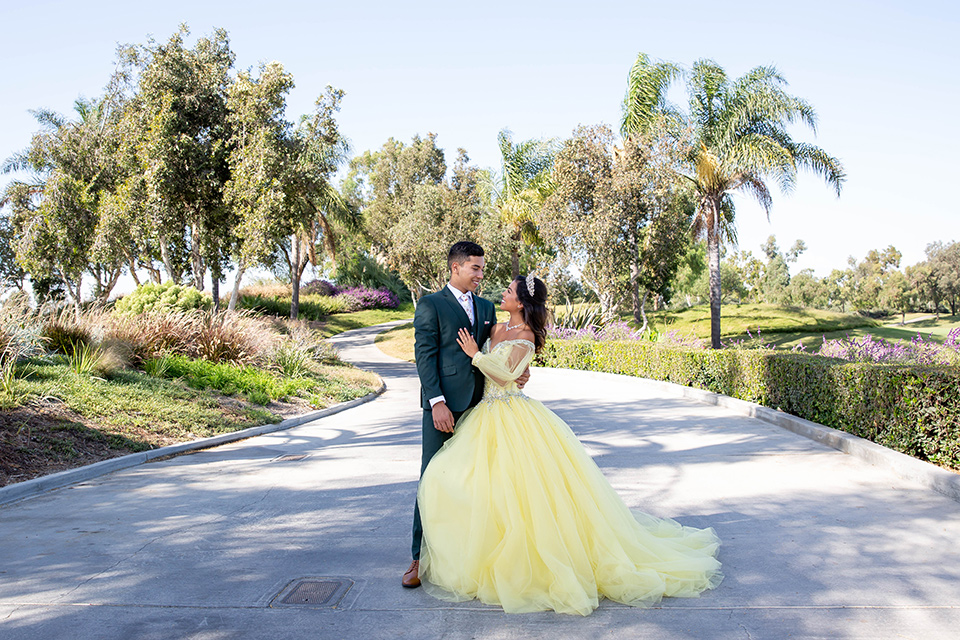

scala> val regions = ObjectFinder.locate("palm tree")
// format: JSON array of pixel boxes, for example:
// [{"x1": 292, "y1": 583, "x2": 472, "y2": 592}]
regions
[
  {"x1": 482, "y1": 129, "x2": 554, "y2": 278},
  {"x1": 621, "y1": 53, "x2": 845, "y2": 348},
  {"x1": 684, "y1": 60, "x2": 844, "y2": 347}
]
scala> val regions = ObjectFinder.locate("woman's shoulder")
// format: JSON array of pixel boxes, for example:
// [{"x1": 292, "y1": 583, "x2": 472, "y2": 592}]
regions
[
  {"x1": 514, "y1": 329, "x2": 536, "y2": 345},
  {"x1": 499, "y1": 329, "x2": 535, "y2": 348}
]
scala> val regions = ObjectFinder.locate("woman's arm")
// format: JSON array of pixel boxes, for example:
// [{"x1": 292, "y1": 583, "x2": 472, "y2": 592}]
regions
[{"x1": 471, "y1": 341, "x2": 535, "y2": 387}]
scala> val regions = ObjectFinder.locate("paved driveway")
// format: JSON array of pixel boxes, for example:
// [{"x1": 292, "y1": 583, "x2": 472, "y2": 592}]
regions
[{"x1": 1, "y1": 322, "x2": 958, "y2": 639}]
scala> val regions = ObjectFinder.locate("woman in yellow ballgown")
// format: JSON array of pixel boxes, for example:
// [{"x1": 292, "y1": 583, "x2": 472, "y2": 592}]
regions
[{"x1": 417, "y1": 275, "x2": 723, "y2": 616}]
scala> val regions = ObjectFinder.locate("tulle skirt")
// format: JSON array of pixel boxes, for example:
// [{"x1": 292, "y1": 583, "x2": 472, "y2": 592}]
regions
[{"x1": 417, "y1": 394, "x2": 723, "y2": 616}]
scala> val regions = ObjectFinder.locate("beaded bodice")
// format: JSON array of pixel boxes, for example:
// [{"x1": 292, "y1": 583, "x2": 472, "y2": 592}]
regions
[{"x1": 477, "y1": 338, "x2": 535, "y2": 405}]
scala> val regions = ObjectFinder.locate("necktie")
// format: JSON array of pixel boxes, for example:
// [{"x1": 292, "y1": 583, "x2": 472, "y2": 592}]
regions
[{"x1": 461, "y1": 294, "x2": 474, "y2": 325}]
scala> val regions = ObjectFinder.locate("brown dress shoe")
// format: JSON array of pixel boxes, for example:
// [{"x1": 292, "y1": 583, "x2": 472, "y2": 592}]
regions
[{"x1": 402, "y1": 560, "x2": 421, "y2": 588}]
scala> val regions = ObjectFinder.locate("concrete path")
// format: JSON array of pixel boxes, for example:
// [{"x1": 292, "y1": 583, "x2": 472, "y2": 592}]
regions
[{"x1": 2, "y1": 322, "x2": 960, "y2": 639}]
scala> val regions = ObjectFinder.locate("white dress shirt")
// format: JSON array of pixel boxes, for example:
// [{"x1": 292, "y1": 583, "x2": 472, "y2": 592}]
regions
[{"x1": 429, "y1": 284, "x2": 475, "y2": 408}]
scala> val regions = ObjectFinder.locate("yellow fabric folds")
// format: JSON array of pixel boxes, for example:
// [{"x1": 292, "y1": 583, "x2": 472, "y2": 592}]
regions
[{"x1": 418, "y1": 339, "x2": 723, "y2": 616}]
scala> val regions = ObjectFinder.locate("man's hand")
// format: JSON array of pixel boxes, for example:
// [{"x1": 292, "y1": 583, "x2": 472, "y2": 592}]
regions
[
  {"x1": 515, "y1": 366, "x2": 531, "y2": 389},
  {"x1": 432, "y1": 402, "x2": 455, "y2": 433}
]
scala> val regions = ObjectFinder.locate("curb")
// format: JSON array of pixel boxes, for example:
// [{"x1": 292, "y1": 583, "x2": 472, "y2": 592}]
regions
[
  {"x1": 630, "y1": 375, "x2": 960, "y2": 503},
  {"x1": 0, "y1": 378, "x2": 386, "y2": 508}
]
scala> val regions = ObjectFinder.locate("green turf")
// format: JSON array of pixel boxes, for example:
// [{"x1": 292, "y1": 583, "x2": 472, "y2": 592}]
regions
[
  {"x1": 644, "y1": 304, "x2": 878, "y2": 339},
  {"x1": 315, "y1": 302, "x2": 415, "y2": 337}
]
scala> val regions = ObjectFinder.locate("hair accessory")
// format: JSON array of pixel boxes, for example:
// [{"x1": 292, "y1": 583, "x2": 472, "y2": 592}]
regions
[{"x1": 525, "y1": 274, "x2": 535, "y2": 297}]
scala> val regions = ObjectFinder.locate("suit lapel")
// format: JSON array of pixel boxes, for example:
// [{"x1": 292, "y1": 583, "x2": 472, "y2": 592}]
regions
[
  {"x1": 472, "y1": 296, "x2": 481, "y2": 341},
  {"x1": 440, "y1": 287, "x2": 471, "y2": 327}
]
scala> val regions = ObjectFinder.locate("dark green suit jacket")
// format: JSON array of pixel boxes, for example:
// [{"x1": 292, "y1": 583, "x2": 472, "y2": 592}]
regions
[{"x1": 413, "y1": 287, "x2": 497, "y2": 413}]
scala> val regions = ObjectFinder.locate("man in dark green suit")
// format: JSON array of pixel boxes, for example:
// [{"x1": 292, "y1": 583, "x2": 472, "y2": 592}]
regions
[{"x1": 402, "y1": 241, "x2": 526, "y2": 588}]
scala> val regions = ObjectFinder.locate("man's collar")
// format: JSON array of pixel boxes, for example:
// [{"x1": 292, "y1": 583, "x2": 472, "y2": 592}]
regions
[{"x1": 447, "y1": 282, "x2": 471, "y2": 298}]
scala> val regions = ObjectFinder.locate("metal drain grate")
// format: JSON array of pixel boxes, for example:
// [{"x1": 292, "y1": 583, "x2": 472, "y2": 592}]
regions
[
  {"x1": 273, "y1": 453, "x2": 309, "y2": 462},
  {"x1": 273, "y1": 578, "x2": 353, "y2": 608},
  {"x1": 282, "y1": 580, "x2": 341, "y2": 605}
]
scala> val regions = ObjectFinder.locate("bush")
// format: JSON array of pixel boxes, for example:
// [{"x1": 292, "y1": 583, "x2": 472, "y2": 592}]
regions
[
  {"x1": 334, "y1": 286, "x2": 399, "y2": 311},
  {"x1": 300, "y1": 279, "x2": 337, "y2": 296},
  {"x1": 42, "y1": 310, "x2": 91, "y2": 354},
  {"x1": 237, "y1": 293, "x2": 349, "y2": 320},
  {"x1": 1, "y1": 297, "x2": 46, "y2": 392},
  {"x1": 114, "y1": 281, "x2": 212, "y2": 315},
  {"x1": 539, "y1": 339, "x2": 960, "y2": 470},
  {"x1": 106, "y1": 309, "x2": 277, "y2": 365}
]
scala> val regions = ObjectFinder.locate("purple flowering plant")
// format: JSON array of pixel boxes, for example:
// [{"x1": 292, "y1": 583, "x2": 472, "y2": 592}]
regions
[
  {"x1": 333, "y1": 286, "x2": 400, "y2": 311},
  {"x1": 548, "y1": 319, "x2": 959, "y2": 366}
]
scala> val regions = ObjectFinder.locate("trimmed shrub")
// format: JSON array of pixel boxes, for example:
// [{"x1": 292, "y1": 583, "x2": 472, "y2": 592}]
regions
[
  {"x1": 539, "y1": 339, "x2": 960, "y2": 470},
  {"x1": 114, "y1": 281, "x2": 212, "y2": 315}
]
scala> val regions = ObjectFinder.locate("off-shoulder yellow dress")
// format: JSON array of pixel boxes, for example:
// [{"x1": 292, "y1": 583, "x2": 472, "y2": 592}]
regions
[{"x1": 417, "y1": 338, "x2": 723, "y2": 616}]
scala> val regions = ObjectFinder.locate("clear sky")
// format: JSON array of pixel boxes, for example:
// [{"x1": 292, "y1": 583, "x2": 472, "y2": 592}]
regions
[{"x1": 2, "y1": 0, "x2": 958, "y2": 280}]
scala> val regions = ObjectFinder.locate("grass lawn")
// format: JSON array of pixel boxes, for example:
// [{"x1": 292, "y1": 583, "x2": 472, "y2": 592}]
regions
[
  {"x1": 375, "y1": 323, "x2": 415, "y2": 362},
  {"x1": 314, "y1": 302, "x2": 415, "y2": 338},
  {"x1": 646, "y1": 303, "x2": 877, "y2": 339},
  {"x1": 759, "y1": 315, "x2": 960, "y2": 350}
]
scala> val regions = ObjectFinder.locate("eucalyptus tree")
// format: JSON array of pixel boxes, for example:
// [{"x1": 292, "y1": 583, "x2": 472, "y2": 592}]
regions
[
  {"x1": 224, "y1": 62, "x2": 294, "y2": 310},
  {"x1": 481, "y1": 129, "x2": 554, "y2": 278},
  {"x1": 1, "y1": 95, "x2": 125, "y2": 307},
  {"x1": 348, "y1": 136, "x2": 494, "y2": 304},
  {"x1": 225, "y1": 69, "x2": 352, "y2": 318},
  {"x1": 115, "y1": 26, "x2": 235, "y2": 302},
  {"x1": 543, "y1": 124, "x2": 690, "y2": 324},
  {"x1": 281, "y1": 86, "x2": 353, "y2": 319}
]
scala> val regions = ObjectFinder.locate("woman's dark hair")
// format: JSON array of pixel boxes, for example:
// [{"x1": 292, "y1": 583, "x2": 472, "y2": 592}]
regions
[
  {"x1": 448, "y1": 241, "x2": 484, "y2": 269},
  {"x1": 515, "y1": 274, "x2": 548, "y2": 353}
]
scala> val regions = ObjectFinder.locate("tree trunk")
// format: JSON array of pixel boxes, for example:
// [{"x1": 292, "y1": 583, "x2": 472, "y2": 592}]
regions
[
  {"x1": 97, "y1": 266, "x2": 123, "y2": 302},
  {"x1": 143, "y1": 260, "x2": 162, "y2": 284},
  {"x1": 228, "y1": 263, "x2": 247, "y2": 311},
  {"x1": 639, "y1": 290, "x2": 650, "y2": 334},
  {"x1": 160, "y1": 242, "x2": 180, "y2": 284},
  {"x1": 190, "y1": 225, "x2": 205, "y2": 291},
  {"x1": 628, "y1": 232, "x2": 643, "y2": 326},
  {"x1": 706, "y1": 198, "x2": 722, "y2": 349},
  {"x1": 290, "y1": 233, "x2": 301, "y2": 320},
  {"x1": 511, "y1": 231, "x2": 521, "y2": 279},
  {"x1": 59, "y1": 268, "x2": 82, "y2": 319},
  {"x1": 128, "y1": 255, "x2": 141, "y2": 287},
  {"x1": 212, "y1": 278, "x2": 220, "y2": 313}
]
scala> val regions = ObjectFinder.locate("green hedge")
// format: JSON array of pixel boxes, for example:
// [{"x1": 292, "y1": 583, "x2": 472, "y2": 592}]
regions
[{"x1": 539, "y1": 340, "x2": 960, "y2": 471}]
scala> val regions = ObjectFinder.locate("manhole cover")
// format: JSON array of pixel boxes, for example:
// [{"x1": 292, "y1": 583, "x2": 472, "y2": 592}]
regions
[
  {"x1": 273, "y1": 578, "x2": 353, "y2": 608},
  {"x1": 274, "y1": 454, "x2": 309, "y2": 462}
]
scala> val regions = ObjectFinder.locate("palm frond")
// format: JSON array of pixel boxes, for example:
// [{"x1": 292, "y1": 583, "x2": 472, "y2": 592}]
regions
[
  {"x1": 28, "y1": 108, "x2": 67, "y2": 131},
  {"x1": 737, "y1": 173, "x2": 774, "y2": 217},
  {"x1": 790, "y1": 143, "x2": 845, "y2": 196},
  {"x1": 1, "y1": 151, "x2": 33, "y2": 175},
  {"x1": 620, "y1": 52, "x2": 683, "y2": 138}
]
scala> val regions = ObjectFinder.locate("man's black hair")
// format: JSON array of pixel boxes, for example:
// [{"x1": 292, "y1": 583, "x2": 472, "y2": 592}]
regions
[{"x1": 447, "y1": 241, "x2": 484, "y2": 269}]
